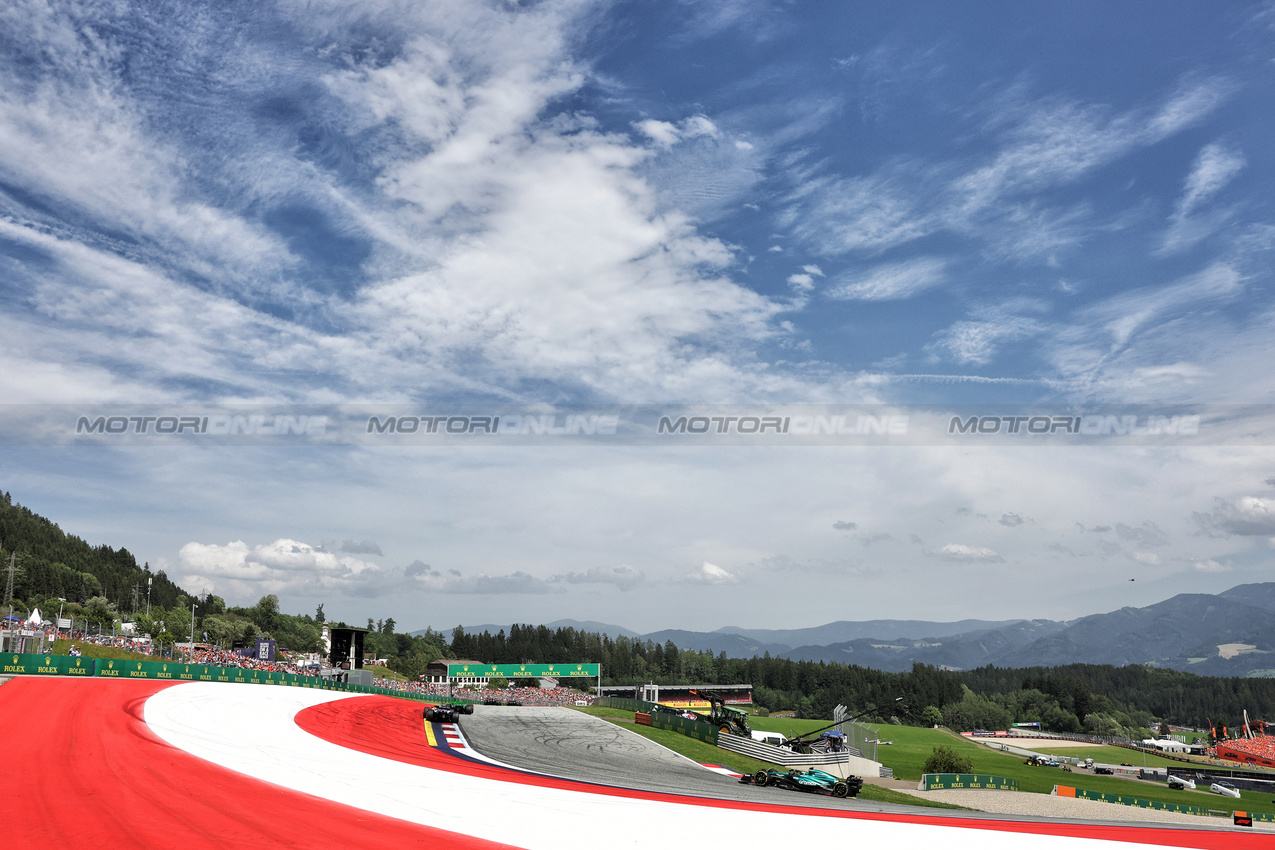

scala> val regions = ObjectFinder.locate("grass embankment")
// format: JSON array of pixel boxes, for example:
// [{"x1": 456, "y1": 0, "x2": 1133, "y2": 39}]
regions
[
  {"x1": 575, "y1": 708, "x2": 1275, "y2": 815},
  {"x1": 47, "y1": 638, "x2": 152, "y2": 663}
]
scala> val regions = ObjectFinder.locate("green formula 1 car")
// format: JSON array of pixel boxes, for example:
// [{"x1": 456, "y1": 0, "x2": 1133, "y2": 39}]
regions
[{"x1": 740, "y1": 767, "x2": 864, "y2": 798}]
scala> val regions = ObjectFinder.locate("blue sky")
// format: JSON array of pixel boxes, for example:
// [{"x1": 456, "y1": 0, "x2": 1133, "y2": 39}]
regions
[{"x1": 2, "y1": 1, "x2": 1275, "y2": 634}]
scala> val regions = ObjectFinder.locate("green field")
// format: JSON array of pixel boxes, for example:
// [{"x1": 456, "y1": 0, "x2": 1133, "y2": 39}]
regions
[
  {"x1": 47, "y1": 638, "x2": 152, "y2": 663},
  {"x1": 1006, "y1": 743, "x2": 1183, "y2": 769},
  {"x1": 577, "y1": 707, "x2": 1275, "y2": 816}
]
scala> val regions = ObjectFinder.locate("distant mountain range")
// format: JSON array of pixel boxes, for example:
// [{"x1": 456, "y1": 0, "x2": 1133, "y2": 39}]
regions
[{"x1": 414, "y1": 583, "x2": 1275, "y2": 677}]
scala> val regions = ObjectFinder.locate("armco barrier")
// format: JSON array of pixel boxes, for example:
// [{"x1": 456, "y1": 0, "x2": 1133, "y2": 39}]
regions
[
  {"x1": 3, "y1": 652, "x2": 96, "y2": 677},
  {"x1": 716, "y1": 733, "x2": 857, "y2": 769},
  {"x1": 924, "y1": 773, "x2": 1018, "y2": 791},
  {"x1": 1053, "y1": 785, "x2": 1209, "y2": 816}
]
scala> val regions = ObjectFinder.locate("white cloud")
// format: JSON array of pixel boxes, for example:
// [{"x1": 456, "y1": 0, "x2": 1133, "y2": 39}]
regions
[
  {"x1": 559, "y1": 565, "x2": 645, "y2": 592},
  {"x1": 1176, "y1": 143, "x2": 1247, "y2": 220},
  {"x1": 176, "y1": 538, "x2": 386, "y2": 602},
  {"x1": 1193, "y1": 559, "x2": 1232, "y2": 573},
  {"x1": 1131, "y1": 551, "x2": 1160, "y2": 565},
  {"x1": 410, "y1": 570, "x2": 561, "y2": 595},
  {"x1": 688, "y1": 560, "x2": 738, "y2": 584},
  {"x1": 1115, "y1": 521, "x2": 1170, "y2": 548},
  {"x1": 1159, "y1": 142, "x2": 1246, "y2": 253},
  {"x1": 787, "y1": 78, "x2": 1234, "y2": 259},
  {"x1": 827, "y1": 257, "x2": 946, "y2": 301},
  {"x1": 933, "y1": 543, "x2": 1004, "y2": 562},
  {"x1": 930, "y1": 314, "x2": 1044, "y2": 365},
  {"x1": 636, "y1": 119, "x2": 682, "y2": 150},
  {"x1": 787, "y1": 273, "x2": 815, "y2": 292},
  {"x1": 1195, "y1": 496, "x2": 1275, "y2": 536}
]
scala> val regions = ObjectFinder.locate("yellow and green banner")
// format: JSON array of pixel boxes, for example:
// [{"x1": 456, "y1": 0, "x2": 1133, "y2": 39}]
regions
[
  {"x1": 447, "y1": 662, "x2": 599, "y2": 679},
  {"x1": 924, "y1": 774, "x2": 1018, "y2": 791}
]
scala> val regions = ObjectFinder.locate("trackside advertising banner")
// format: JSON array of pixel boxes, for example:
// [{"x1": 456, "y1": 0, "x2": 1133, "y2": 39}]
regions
[
  {"x1": 3, "y1": 653, "x2": 96, "y2": 676},
  {"x1": 448, "y1": 662, "x2": 599, "y2": 679},
  {"x1": 3, "y1": 403, "x2": 1274, "y2": 446},
  {"x1": 923, "y1": 773, "x2": 1018, "y2": 791},
  {"x1": 0, "y1": 653, "x2": 424, "y2": 701}
]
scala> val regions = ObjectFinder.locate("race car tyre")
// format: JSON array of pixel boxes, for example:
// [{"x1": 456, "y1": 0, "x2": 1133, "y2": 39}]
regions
[
  {"x1": 832, "y1": 782, "x2": 849, "y2": 798},
  {"x1": 462, "y1": 704, "x2": 475, "y2": 714},
  {"x1": 753, "y1": 771, "x2": 770, "y2": 787}
]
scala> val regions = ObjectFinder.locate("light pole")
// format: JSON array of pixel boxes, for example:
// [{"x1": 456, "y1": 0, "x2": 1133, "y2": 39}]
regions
[{"x1": 146, "y1": 577, "x2": 152, "y2": 617}]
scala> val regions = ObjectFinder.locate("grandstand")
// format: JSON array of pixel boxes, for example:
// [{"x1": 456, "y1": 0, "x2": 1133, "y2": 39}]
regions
[
  {"x1": 597, "y1": 683, "x2": 753, "y2": 708},
  {"x1": 1217, "y1": 736, "x2": 1275, "y2": 769}
]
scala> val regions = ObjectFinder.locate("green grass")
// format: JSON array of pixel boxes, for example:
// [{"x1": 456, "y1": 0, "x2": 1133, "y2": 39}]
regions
[
  {"x1": 47, "y1": 638, "x2": 151, "y2": 663},
  {"x1": 580, "y1": 709, "x2": 1275, "y2": 817},
  {"x1": 884, "y1": 728, "x2": 1275, "y2": 815},
  {"x1": 1014, "y1": 744, "x2": 1183, "y2": 768},
  {"x1": 747, "y1": 716, "x2": 842, "y2": 739}
]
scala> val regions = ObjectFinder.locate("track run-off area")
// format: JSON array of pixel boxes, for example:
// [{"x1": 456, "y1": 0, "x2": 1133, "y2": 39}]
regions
[{"x1": 1, "y1": 677, "x2": 1264, "y2": 849}]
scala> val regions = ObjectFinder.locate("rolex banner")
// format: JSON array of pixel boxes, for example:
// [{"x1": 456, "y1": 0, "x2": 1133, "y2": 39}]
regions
[
  {"x1": 3, "y1": 653, "x2": 96, "y2": 676},
  {"x1": 447, "y1": 662, "x2": 599, "y2": 679}
]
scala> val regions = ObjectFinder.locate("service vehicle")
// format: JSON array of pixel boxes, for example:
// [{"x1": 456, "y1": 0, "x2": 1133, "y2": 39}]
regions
[
  {"x1": 1210, "y1": 781, "x2": 1241, "y2": 798},
  {"x1": 688, "y1": 689, "x2": 752, "y2": 736},
  {"x1": 1167, "y1": 774, "x2": 1196, "y2": 790},
  {"x1": 740, "y1": 767, "x2": 863, "y2": 798}
]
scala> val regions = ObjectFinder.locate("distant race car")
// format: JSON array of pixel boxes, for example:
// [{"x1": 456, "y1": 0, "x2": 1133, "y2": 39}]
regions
[
  {"x1": 422, "y1": 703, "x2": 475, "y2": 723},
  {"x1": 1210, "y1": 781, "x2": 1241, "y2": 798},
  {"x1": 741, "y1": 768, "x2": 863, "y2": 798}
]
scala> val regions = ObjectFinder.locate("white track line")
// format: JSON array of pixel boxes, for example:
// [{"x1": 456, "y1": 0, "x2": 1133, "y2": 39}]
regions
[{"x1": 142, "y1": 683, "x2": 1201, "y2": 850}]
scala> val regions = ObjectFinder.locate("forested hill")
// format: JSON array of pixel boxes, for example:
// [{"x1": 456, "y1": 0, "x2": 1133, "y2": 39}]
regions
[{"x1": 0, "y1": 491, "x2": 187, "y2": 612}]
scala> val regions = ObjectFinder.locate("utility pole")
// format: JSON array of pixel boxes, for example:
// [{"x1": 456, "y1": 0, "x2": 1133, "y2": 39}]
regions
[{"x1": 146, "y1": 576, "x2": 152, "y2": 616}]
